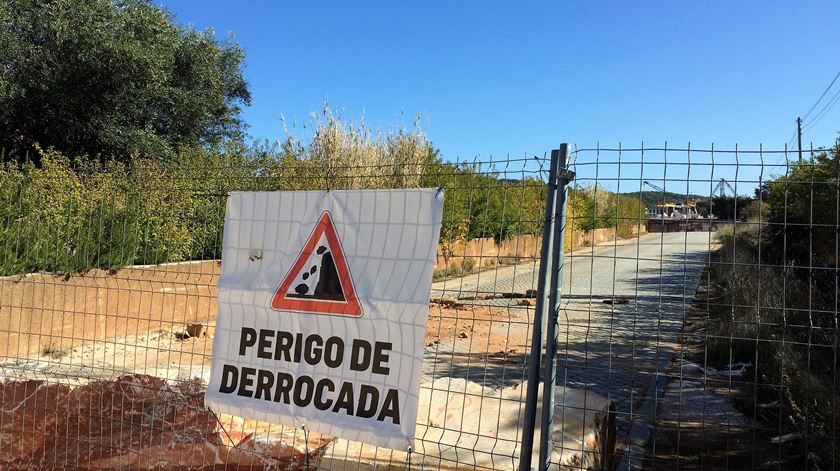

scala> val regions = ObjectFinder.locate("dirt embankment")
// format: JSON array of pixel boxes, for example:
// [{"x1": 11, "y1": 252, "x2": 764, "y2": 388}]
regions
[
  {"x1": 0, "y1": 261, "x2": 220, "y2": 360},
  {"x1": 0, "y1": 374, "x2": 330, "y2": 470}
]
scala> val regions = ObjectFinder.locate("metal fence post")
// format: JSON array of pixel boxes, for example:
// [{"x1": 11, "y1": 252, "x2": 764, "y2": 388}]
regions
[
  {"x1": 538, "y1": 144, "x2": 574, "y2": 471},
  {"x1": 518, "y1": 148, "x2": 561, "y2": 471}
]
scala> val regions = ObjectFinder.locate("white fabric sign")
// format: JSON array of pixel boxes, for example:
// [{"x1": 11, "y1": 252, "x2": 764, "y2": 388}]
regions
[{"x1": 205, "y1": 189, "x2": 444, "y2": 450}]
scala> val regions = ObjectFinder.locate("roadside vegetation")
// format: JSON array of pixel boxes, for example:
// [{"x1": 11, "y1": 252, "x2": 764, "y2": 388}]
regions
[
  {"x1": 568, "y1": 185, "x2": 646, "y2": 238},
  {"x1": 0, "y1": 0, "x2": 250, "y2": 161},
  {"x1": 0, "y1": 108, "x2": 646, "y2": 276},
  {"x1": 705, "y1": 139, "x2": 839, "y2": 466}
]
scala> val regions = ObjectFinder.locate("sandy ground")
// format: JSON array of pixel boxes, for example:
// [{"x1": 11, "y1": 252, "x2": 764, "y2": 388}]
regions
[
  {"x1": 0, "y1": 262, "x2": 522, "y2": 386},
  {"x1": 0, "y1": 260, "x2": 618, "y2": 470},
  {"x1": 427, "y1": 304, "x2": 530, "y2": 355}
]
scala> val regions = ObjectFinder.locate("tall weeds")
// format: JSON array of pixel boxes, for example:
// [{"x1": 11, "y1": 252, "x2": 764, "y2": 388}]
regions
[{"x1": 709, "y1": 223, "x2": 838, "y2": 464}]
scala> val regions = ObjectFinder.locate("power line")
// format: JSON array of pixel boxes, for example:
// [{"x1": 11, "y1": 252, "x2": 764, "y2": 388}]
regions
[
  {"x1": 787, "y1": 127, "x2": 798, "y2": 149},
  {"x1": 803, "y1": 86, "x2": 840, "y2": 133},
  {"x1": 802, "y1": 69, "x2": 840, "y2": 121}
]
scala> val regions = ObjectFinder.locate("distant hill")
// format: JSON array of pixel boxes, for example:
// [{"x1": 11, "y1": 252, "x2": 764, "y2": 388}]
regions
[{"x1": 619, "y1": 191, "x2": 708, "y2": 210}]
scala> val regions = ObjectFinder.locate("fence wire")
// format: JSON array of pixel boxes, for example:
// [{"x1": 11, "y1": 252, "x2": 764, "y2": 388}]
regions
[
  {"x1": 0, "y1": 153, "x2": 574, "y2": 470},
  {"x1": 565, "y1": 143, "x2": 839, "y2": 470},
  {"x1": 0, "y1": 141, "x2": 837, "y2": 470}
]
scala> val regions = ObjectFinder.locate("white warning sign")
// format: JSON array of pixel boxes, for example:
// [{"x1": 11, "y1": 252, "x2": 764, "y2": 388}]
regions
[{"x1": 205, "y1": 189, "x2": 444, "y2": 450}]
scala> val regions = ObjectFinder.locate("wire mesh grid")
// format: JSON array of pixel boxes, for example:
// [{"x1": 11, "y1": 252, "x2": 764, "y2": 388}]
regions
[
  {"x1": 0, "y1": 141, "x2": 837, "y2": 470},
  {"x1": 0, "y1": 152, "x2": 590, "y2": 470},
  {"x1": 564, "y1": 142, "x2": 839, "y2": 470}
]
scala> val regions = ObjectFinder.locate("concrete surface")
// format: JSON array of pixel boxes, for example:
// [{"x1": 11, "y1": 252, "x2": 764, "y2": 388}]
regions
[{"x1": 319, "y1": 377, "x2": 614, "y2": 470}]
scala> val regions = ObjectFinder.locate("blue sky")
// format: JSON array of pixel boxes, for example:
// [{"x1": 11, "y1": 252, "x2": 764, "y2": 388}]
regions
[{"x1": 160, "y1": 1, "x2": 839, "y2": 194}]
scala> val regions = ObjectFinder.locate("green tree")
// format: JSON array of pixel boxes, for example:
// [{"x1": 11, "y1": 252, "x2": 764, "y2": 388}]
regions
[
  {"x1": 0, "y1": 0, "x2": 250, "y2": 161},
  {"x1": 766, "y1": 139, "x2": 840, "y2": 268},
  {"x1": 710, "y1": 195, "x2": 752, "y2": 220},
  {"x1": 609, "y1": 193, "x2": 645, "y2": 238},
  {"x1": 739, "y1": 199, "x2": 770, "y2": 222}
]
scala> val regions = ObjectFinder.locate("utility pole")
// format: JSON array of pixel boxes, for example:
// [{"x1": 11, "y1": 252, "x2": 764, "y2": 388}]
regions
[{"x1": 797, "y1": 116, "x2": 803, "y2": 163}]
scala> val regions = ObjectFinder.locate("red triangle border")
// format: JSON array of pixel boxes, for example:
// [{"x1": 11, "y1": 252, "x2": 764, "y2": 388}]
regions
[{"x1": 271, "y1": 211, "x2": 363, "y2": 317}]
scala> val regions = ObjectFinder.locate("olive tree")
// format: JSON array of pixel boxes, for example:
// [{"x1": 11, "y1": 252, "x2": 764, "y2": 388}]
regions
[{"x1": 0, "y1": 0, "x2": 251, "y2": 161}]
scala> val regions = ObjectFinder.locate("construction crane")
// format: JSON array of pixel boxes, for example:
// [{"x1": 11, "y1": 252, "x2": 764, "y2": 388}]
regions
[
  {"x1": 707, "y1": 178, "x2": 738, "y2": 220},
  {"x1": 643, "y1": 181, "x2": 700, "y2": 219},
  {"x1": 643, "y1": 181, "x2": 667, "y2": 217},
  {"x1": 713, "y1": 178, "x2": 736, "y2": 198},
  {"x1": 642, "y1": 180, "x2": 665, "y2": 193}
]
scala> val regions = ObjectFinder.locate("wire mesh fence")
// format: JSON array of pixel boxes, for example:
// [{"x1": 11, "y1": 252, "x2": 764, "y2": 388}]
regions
[
  {"x1": 0, "y1": 141, "x2": 837, "y2": 470},
  {"x1": 0, "y1": 152, "x2": 604, "y2": 470},
  {"x1": 565, "y1": 143, "x2": 839, "y2": 470}
]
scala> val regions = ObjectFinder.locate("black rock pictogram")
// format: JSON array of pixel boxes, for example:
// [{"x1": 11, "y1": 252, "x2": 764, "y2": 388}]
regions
[
  {"x1": 288, "y1": 246, "x2": 345, "y2": 301},
  {"x1": 312, "y1": 251, "x2": 343, "y2": 301}
]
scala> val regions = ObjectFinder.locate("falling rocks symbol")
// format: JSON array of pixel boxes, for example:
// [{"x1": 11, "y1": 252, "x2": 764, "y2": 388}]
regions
[{"x1": 271, "y1": 211, "x2": 363, "y2": 317}]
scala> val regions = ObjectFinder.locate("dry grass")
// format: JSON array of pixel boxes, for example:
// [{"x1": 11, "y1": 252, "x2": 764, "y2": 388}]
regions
[
  {"x1": 704, "y1": 223, "x2": 839, "y2": 465},
  {"x1": 281, "y1": 105, "x2": 430, "y2": 189}
]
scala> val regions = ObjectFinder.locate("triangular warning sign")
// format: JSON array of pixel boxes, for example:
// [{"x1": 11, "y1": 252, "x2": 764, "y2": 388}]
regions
[{"x1": 271, "y1": 211, "x2": 363, "y2": 317}]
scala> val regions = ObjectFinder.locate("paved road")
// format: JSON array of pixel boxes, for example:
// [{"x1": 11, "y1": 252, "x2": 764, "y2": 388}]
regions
[{"x1": 424, "y1": 231, "x2": 713, "y2": 443}]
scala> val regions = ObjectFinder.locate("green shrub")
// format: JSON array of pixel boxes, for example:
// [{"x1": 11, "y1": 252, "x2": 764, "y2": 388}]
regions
[
  {"x1": 0, "y1": 108, "x2": 655, "y2": 275},
  {"x1": 739, "y1": 199, "x2": 770, "y2": 222},
  {"x1": 611, "y1": 193, "x2": 645, "y2": 238},
  {"x1": 766, "y1": 141, "x2": 840, "y2": 268},
  {"x1": 0, "y1": 149, "x2": 140, "y2": 274}
]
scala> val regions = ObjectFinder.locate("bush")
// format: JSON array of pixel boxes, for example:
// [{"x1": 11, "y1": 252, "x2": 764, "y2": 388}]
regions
[
  {"x1": 0, "y1": 149, "x2": 139, "y2": 274},
  {"x1": 611, "y1": 193, "x2": 646, "y2": 239},
  {"x1": 709, "y1": 222, "x2": 838, "y2": 464},
  {"x1": 0, "y1": 108, "x2": 556, "y2": 275},
  {"x1": 765, "y1": 141, "x2": 840, "y2": 269},
  {"x1": 562, "y1": 185, "x2": 645, "y2": 251},
  {"x1": 739, "y1": 199, "x2": 770, "y2": 222},
  {"x1": 706, "y1": 153, "x2": 840, "y2": 466}
]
